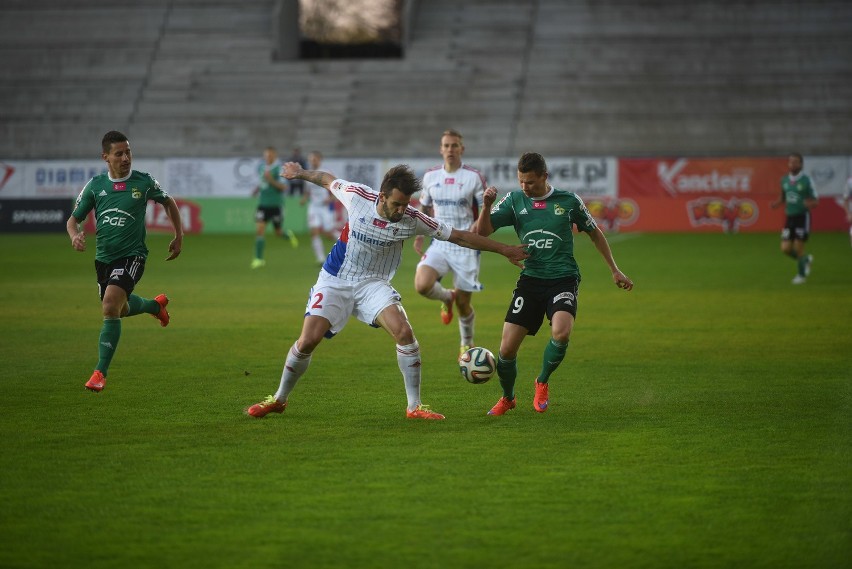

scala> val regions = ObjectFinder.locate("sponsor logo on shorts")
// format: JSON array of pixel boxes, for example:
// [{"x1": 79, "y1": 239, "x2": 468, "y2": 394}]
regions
[
  {"x1": 553, "y1": 291, "x2": 575, "y2": 305},
  {"x1": 110, "y1": 269, "x2": 125, "y2": 279}
]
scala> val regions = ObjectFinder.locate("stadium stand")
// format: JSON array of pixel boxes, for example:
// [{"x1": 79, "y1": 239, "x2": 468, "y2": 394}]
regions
[{"x1": 1, "y1": 0, "x2": 850, "y2": 159}]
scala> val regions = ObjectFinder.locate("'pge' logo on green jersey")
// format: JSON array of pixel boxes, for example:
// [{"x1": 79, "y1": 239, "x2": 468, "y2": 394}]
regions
[
  {"x1": 524, "y1": 229, "x2": 563, "y2": 249},
  {"x1": 101, "y1": 208, "x2": 135, "y2": 227}
]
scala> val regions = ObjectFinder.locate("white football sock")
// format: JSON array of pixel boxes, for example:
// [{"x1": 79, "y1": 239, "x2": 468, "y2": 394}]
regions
[
  {"x1": 459, "y1": 309, "x2": 475, "y2": 347},
  {"x1": 397, "y1": 341, "x2": 422, "y2": 410},
  {"x1": 311, "y1": 235, "x2": 325, "y2": 262},
  {"x1": 424, "y1": 281, "x2": 452, "y2": 303},
  {"x1": 274, "y1": 343, "x2": 312, "y2": 402}
]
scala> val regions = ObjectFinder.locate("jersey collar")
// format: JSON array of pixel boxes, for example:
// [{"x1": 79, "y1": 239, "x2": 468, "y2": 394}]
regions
[
  {"x1": 532, "y1": 185, "x2": 554, "y2": 201},
  {"x1": 108, "y1": 172, "x2": 132, "y2": 183}
]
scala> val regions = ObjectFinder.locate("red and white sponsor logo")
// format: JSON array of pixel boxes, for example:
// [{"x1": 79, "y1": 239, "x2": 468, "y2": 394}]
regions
[
  {"x1": 113, "y1": 182, "x2": 126, "y2": 191},
  {"x1": 533, "y1": 200, "x2": 547, "y2": 209},
  {"x1": 444, "y1": 177, "x2": 455, "y2": 185},
  {"x1": 619, "y1": 158, "x2": 786, "y2": 199},
  {"x1": 0, "y1": 163, "x2": 15, "y2": 192},
  {"x1": 657, "y1": 159, "x2": 753, "y2": 197},
  {"x1": 372, "y1": 218, "x2": 388, "y2": 228}
]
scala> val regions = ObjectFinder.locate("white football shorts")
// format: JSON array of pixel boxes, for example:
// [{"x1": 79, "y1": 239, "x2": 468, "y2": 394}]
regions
[
  {"x1": 307, "y1": 203, "x2": 336, "y2": 232},
  {"x1": 416, "y1": 244, "x2": 483, "y2": 292},
  {"x1": 305, "y1": 269, "x2": 402, "y2": 336}
]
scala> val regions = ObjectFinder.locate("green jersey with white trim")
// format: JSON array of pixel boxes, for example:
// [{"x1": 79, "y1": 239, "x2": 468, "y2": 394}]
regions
[
  {"x1": 257, "y1": 161, "x2": 284, "y2": 207},
  {"x1": 71, "y1": 170, "x2": 170, "y2": 263},
  {"x1": 489, "y1": 187, "x2": 597, "y2": 280},
  {"x1": 780, "y1": 173, "x2": 817, "y2": 216}
]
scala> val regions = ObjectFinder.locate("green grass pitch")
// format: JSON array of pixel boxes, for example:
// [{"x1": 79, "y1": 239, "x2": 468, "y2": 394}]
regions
[{"x1": 0, "y1": 230, "x2": 850, "y2": 568}]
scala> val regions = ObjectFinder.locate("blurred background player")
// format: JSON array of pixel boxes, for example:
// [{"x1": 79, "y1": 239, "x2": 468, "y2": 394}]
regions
[
  {"x1": 246, "y1": 162, "x2": 528, "y2": 421},
  {"x1": 300, "y1": 150, "x2": 338, "y2": 263},
  {"x1": 413, "y1": 129, "x2": 486, "y2": 356},
  {"x1": 66, "y1": 130, "x2": 183, "y2": 393},
  {"x1": 770, "y1": 152, "x2": 818, "y2": 284},
  {"x1": 476, "y1": 152, "x2": 633, "y2": 415},
  {"x1": 251, "y1": 146, "x2": 296, "y2": 268}
]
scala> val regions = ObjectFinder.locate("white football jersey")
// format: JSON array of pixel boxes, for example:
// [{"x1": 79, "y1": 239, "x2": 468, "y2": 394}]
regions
[
  {"x1": 421, "y1": 164, "x2": 486, "y2": 254},
  {"x1": 323, "y1": 179, "x2": 453, "y2": 282}
]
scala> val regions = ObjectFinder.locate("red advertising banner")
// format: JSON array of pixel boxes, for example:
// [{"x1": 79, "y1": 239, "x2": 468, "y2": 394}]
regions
[
  {"x1": 619, "y1": 157, "x2": 788, "y2": 199},
  {"x1": 609, "y1": 157, "x2": 847, "y2": 232}
]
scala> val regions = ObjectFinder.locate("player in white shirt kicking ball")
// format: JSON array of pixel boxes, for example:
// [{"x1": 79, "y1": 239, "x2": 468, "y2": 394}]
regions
[
  {"x1": 246, "y1": 162, "x2": 528, "y2": 420},
  {"x1": 413, "y1": 130, "x2": 487, "y2": 357}
]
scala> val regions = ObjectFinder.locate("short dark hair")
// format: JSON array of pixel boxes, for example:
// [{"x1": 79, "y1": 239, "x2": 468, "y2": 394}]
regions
[
  {"x1": 789, "y1": 152, "x2": 804, "y2": 163},
  {"x1": 102, "y1": 130, "x2": 128, "y2": 154},
  {"x1": 380, "y1": 164, "x2": 421, "y2": 197},
  {"x1": 518, "y1": 152, "x2": 547, "y2": 175}
]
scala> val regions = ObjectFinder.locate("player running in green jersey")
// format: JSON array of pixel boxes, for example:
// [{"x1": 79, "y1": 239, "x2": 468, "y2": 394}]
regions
[
  {"x1": 66, "y1": 130, "x2": 183, "y2": 392},
  {"x1": 476, "y1": 152, "x2": 633, "y2": 415},
  {"x1": 251, "y1": 146, "x2": 297, "y2": 268},
  {"x1": 770, "y1": 152, "x2": 818, "y2": 284}
]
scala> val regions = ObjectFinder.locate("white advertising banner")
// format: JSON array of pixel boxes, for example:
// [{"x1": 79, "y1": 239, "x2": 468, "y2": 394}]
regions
[
  {"x1": 380, "y1": 156, "x2": 618, "y2": 197},
  {"x1": 0, "y1": 159, "x2": 162, "y2": 199},
  {"x1": 0, "y1": 158, "x2": 382, "y2": 199},
  {"x1": 162, "y1": 158, "x2": 384, "y2": 198},
  {"x1": 803, "y1": 156, "x2": 850, "y2": 196}
]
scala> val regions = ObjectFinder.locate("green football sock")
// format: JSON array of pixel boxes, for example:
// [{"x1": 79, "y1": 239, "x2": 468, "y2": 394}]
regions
[
  {"x1": 796, "y1": 255, "x2": 807, "y2": 276},
  {"x1": 96, "y1": 318, "x2": 121, "y2": 375},
  {"x1": 496, "y1": 355, "x2": 517, "y2": 399},
  {"x1": 126, "y1": 294, "x2": 159, "y2": 317},
  {"x1": 255, "y1": 236, "x2": 266, "y2": 260},
  {"x1": 538, "y1": 339, "x2": 568, "y2": 383}
]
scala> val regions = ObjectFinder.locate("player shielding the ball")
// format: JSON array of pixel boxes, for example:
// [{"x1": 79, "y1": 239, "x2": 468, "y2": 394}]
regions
[{"x1": 476, "y1": 152, "x2": 633, "y2": 415}]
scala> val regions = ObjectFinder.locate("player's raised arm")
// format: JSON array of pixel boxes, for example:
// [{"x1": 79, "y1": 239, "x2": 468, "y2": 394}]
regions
[
  {"x1": 283, "y1": 161, "x2": 335, "y2": 190},
  {"x1": 474, "y1": 186, "x2": 499, "y2": 237}
]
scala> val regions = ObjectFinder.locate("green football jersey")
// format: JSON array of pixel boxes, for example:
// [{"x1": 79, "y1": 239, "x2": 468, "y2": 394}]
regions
[
  {"x1": 780, "y1": 173, "x2": 818, "y2": 216},
  {"x1": 257, "y1": 162, "x2": 284, "y2": 208},
  {"x1": 490, "y1": 187, "x2": 597, "y2": 279},
  {"x1": 71, "y1": 170, "x2": 170, "y2": 263}
]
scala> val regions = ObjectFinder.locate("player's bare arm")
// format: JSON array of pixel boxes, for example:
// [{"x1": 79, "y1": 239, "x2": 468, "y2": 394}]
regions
[
  {"x1": 587, "y1": 227, "x2": 634, "y2": 291},
  {"x1": 162, "y1": 197, "x2": 184, "y2": 260},
  {"x1": 449, "y1": 228, "x2": 527, "y2": 268},
  {"x1": 66, "y1": 216, "x2": 86, "y2": 252},
  {"x1": 474, "y1": 186, "x2": 498, "y2": 237},
  {"x1": 412, "y1": 203, "x2": 435, "y2": 255},
  {"x1": 283, "y1": 162, "x2": 335, "y2": 189}
]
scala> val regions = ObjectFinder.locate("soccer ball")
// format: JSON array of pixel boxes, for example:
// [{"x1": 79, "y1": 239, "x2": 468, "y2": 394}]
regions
[{"x1": 459, "y1": 347, "x2": 496, "y2": 384}]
